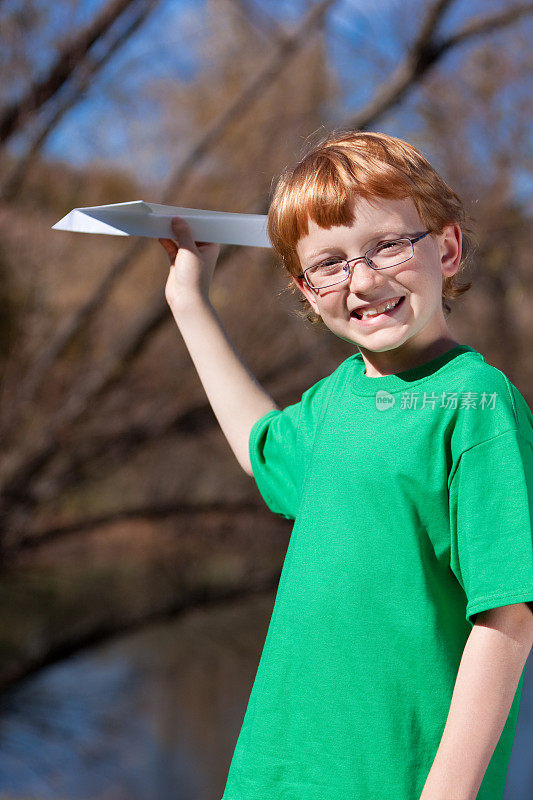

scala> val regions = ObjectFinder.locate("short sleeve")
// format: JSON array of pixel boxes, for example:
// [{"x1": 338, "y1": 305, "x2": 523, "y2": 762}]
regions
[
  {"x1": 248, "y1": 373, "x2": 334, "y2": 520},
  {"x1": 449, "y1": 428, "x2": 533, "y2": 625},
  {"x1": 249, "y1": 405, "x2": 302, "y2": 520}
]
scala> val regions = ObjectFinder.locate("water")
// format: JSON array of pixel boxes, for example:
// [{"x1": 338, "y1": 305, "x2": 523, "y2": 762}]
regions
[{"x1": 0, "y1": 592, "x2": 532, "y2": 799}]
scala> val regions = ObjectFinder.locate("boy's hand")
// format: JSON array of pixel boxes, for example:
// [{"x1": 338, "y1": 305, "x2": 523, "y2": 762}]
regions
[{"x1": 159, "y1": 216, "x2": 220, "y2": 311}]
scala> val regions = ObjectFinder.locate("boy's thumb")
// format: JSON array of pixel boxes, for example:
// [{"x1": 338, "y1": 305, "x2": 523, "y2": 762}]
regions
[{"x1": 171, "y1": 217, "x2": 198, "y2": 252}]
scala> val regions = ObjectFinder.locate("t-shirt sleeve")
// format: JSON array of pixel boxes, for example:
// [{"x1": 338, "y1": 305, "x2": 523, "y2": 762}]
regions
[
  {"x1": 248, "y1": 375, "x2": 333, "y2": 520},
  {"x1": 449, "y1": 428, "x2": 533, "y2": 625}
]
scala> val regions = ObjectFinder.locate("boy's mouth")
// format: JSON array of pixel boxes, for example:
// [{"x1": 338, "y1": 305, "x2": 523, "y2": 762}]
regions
[{"x1": 351, "y1": 295, "x2": 405, "y2": 322}]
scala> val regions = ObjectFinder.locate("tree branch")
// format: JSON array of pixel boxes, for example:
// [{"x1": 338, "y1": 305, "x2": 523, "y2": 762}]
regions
[
  {"x1": 0, "y1": 0, "x2": 150, "y2": 144},
  {"x1": 0, "y1": 0, "x2": 336, "y2": 438},
  {"x1": 9, "y1": 341, "x2": 308, "y2": 521},
  {"x1": 344, "y1": 0, "x2": 533, "y2": 130},
  {"x1": 225, "y1": 0, "x2": 285, "y2": 42},
  {"x1": 0, "y1": 577, "x2": 282, "y2": 694},
  {"x1": 0, "y1": 0, "x2": 161, "y2": 201},
  {"x1": 439, "y1": 2, "x2": 533, "y2": 50},
  {"x1": 0, "y1": 1, "x2": 338, "y2": 509},
  {"x1": 2, "y1": 0, "x2": 532, "y2": 548},
  {"x1": 11, "y1": 500, "x2": 267, "y2": 553},
  {"x1": 161, "y1": 0, "x2": 338, "y2": 200}
]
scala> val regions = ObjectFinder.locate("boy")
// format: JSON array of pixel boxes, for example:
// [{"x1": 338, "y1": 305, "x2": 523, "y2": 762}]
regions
[{"x1": 159, "y1": 130, "x2": 533, "y2": 800}]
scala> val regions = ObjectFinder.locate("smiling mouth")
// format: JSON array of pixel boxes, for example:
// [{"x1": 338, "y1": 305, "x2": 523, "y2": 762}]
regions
[{"x1": 351, "y1": 296, "x2": 405, "y2": 321}]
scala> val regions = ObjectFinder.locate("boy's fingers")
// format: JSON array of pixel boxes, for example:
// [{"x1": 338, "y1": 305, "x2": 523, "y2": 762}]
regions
[
  {"x1": 159, "y1": 224, "x2": 219, "y2": 266},
  {"x1": 171, "y1": 216, "x2": 198, "y2": 252},
  {"x1": 158, "y1": 238, "x2": 178, "y2": 263}
]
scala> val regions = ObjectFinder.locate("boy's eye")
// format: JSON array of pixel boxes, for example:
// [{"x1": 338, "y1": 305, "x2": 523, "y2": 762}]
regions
[
  {"x1": 312, "y1": 258, "x2": 344, "y2": 271},
  {"x1": 377, "y1": 239, "x2": 401, "y2": 250}
]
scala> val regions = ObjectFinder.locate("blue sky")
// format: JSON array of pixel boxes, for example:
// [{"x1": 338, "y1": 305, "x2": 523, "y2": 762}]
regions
[{"x1": 15, "y1": 0, "x2": 531, "y2": 209}]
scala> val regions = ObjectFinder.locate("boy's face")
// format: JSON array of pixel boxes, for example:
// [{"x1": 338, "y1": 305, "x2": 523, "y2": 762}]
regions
[{"x1": 293, "y1": 196, "x2": 462, "y2": 377}]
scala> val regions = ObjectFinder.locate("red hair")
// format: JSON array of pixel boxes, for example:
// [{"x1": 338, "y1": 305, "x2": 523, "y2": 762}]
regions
[{"x1": 267, "y1": 129, "x2": 475, "y2": 319}]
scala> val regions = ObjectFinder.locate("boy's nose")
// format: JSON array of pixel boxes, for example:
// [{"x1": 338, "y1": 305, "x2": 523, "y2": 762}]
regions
[{"x1": 347, "y1": 259, "x2": 387, "y2": 293}]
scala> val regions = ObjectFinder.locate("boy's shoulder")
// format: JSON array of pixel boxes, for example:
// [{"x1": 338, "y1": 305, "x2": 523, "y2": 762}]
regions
[
  {"x1": 449, "y1": 347, "x2": 533, "y2": 451},
  {"x1": 452, "y1": 348, "x2": 529, "y2": 409},
  {"x1": 452, "y1": 348, "x2": 512, "y2": 389}
]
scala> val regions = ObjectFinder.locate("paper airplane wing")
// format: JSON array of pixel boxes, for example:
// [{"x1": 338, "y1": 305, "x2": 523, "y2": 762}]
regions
[{"x1": 52, "y1": 201, "x2": 271, "y2": 248}]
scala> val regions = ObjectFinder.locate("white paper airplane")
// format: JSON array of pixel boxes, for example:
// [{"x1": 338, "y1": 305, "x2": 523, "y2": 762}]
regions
[{"x1": 52, "y1": 200, "x2": 271, "y2": 248}]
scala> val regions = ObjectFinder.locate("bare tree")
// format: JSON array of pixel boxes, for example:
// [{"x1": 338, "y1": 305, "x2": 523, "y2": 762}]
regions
[
  {"x1": 0, "y1": 0, "x2": 162, "y2": 201},
  {"x1": 0, "y1": 0, "x2": 338, "y2": 488},
  {"x1": 0, "y1": 0, "x2": 160, "y2": 144},
  {"x1": 346, "y1": 0, "x2": 533, "y2": 129},
  {"x1": 2, "y1": 0, "x2": 532, "y2": 544},
  {"x1": 0, "y1": 0, "x2": 532, "y2": 690}
]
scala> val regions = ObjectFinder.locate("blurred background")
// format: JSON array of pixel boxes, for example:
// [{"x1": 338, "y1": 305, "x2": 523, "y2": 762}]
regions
[{"x1": 0, "y1": 0, "x2": 532, "y2": 798}]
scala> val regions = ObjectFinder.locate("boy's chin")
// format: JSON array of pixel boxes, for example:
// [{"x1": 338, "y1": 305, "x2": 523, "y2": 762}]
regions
[{"x1": 332, "y1": 330, "x2": 402, "y2": 351}]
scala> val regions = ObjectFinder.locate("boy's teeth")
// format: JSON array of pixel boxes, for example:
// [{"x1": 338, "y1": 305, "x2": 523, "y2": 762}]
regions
[{"x1": 360, "y1": 297, "x2": 401, "y2": 318}]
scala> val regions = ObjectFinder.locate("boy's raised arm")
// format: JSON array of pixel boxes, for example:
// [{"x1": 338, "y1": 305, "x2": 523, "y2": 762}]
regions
[{"x1": 160, "y1": 217, "x2": 279, "y2": 476}]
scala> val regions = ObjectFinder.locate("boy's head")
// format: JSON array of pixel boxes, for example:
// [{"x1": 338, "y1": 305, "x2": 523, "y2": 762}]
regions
[{"x1": 267, "y1": 130, "x2": 476, "y2": 374}]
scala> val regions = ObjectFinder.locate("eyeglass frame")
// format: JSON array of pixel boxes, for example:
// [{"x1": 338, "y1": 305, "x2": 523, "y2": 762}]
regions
[{"x1": 297, "y1": 231, "x2": 431, "y2": 290}]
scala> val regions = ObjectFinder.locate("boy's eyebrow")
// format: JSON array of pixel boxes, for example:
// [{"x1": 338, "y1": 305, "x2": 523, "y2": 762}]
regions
[{"x1": 304, "y1": 230, "x2": 407, "y2": 262}]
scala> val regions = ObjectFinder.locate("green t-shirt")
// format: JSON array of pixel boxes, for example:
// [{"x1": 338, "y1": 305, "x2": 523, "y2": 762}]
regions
[{"x1": 220, "y1": 344, "x2": 533, "y2": 800}]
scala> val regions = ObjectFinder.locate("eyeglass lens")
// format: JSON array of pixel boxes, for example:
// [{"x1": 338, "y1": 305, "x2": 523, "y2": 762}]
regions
[{"x1": 305, "y1": 238, "x2": 414, "y2": 288}]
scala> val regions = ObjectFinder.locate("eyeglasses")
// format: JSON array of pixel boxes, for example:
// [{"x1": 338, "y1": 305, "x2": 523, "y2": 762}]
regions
[{"x1": 298, "y1": 231, "x2": 431, "y2": 290}]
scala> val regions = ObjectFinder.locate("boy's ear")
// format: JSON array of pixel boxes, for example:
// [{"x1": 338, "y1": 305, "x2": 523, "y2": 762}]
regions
[
  {"x1": 439, "y1": 224, "x2": 462, "y2": 278},
  {"x1": 292, "y1": 275, "x2": 321, "y2": 316}
]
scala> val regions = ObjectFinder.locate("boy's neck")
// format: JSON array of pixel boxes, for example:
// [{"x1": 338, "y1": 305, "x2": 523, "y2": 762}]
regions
[{"x1": 359, "y1": 336, "x2": 461, "y2": 378}]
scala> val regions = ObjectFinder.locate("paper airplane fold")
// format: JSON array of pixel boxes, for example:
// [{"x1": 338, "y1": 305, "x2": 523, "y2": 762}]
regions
[{"x1": 52, "y1": 201, "x2": 271, "y2": 248}]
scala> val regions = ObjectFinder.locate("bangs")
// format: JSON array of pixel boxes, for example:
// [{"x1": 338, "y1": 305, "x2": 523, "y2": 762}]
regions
[{"x1": 267, "y1": 143, "x2": 417, "y2": 274}]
